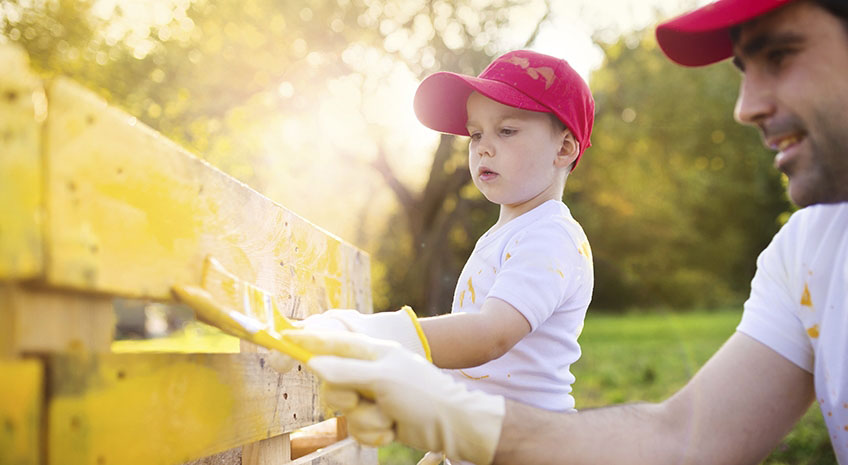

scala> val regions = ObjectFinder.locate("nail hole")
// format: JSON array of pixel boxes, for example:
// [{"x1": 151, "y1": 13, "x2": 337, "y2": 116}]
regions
[
  {"x1": 97, "y1": 455, "x2": 106, "y2": 465},
  {"x1": 297, "y1": 365, "x2": 302, "y2": 372},
  {"x1": 4, "y1": 91, "x2": 18, "y2": 103},
  {"x1": 67, "y1": 181, "x2": 77, "y2": 192},
  {"x1": 283, "y1": 392, "x2": 288, "y2": 400},
  {"x1": 116, "y1": 167, "x2": 123, "y2": 175},
  {"x1": 116, "y1": 370, "x2": 125, "y2": 380},
  {"x1": 70, "y1": 416, "x2": 81, "y2": 430},
  {"x1": 4, "y1": 417, "x2": 14, "y2": 433},
  {"x1": 259, "y1": 358, "x2": 265, "y2": 369},
  {"x1": 293, "y1": 413, "x2": 297, "y2": 419},
  {"x1": 86, "y1": 114, "x2": 95, "y2": 125}
]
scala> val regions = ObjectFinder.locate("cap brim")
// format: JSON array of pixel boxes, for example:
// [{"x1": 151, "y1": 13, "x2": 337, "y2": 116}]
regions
[
  {"x1": 414, "y1": 72, "x2": 549, "y2": 136},
  {"x1": 656, "y1": 0, "x2": 795, "y2": 67}
]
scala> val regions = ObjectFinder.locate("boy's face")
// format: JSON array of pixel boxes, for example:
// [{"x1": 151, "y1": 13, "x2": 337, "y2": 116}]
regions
[{"x1": 465, "y1": 92, "x2": 574, "y2": 214}]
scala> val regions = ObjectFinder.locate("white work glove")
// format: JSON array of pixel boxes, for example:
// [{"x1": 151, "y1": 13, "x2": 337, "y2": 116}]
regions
[
  {"x1": 417, "y1": 451, "x2": 446, "y2": 465},
  {"x1": 268, "y1": 306, "x2": 432, "y2": 373},
  {"x1": 283, "y1": 330, "x2": 505, "y2": 465}
]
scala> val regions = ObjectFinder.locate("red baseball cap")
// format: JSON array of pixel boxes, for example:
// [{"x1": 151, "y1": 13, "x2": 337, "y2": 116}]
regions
[
  {"x1": 414, "y1": 50, "x2": 595, "y2": 168},
  {"x1": 656, "y1": 0, "x2": 796, "y2": 67}
]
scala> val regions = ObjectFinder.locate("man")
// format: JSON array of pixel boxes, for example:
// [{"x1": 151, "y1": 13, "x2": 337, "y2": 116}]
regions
[{"x1": 281, "y1": 0, "x2": 848, "y2": 463}]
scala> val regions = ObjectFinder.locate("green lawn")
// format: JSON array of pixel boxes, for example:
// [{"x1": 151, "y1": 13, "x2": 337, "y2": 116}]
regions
[{"x1": 380, "y1": 309, "x2": 836, "y2": 465}]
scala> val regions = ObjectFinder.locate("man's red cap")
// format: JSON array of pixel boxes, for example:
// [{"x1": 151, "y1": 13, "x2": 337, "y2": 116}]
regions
[
  {"x1": 656, "y1": 0, "x2": 796, "y2": 67},
  {"x1": 414, "y1": 50, "x2": 595, "y2": 169}
]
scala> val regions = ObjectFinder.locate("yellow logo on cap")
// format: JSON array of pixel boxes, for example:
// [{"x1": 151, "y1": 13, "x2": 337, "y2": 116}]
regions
[{"x1": 506, "y1": 56, "x2": 555, "y2": 89}]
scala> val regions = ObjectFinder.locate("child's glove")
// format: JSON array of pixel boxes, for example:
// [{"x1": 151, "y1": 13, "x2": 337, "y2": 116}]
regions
[
  {"x1": 284, "y1": 330, "x2": 505, "y2": 465},
  {"x1": 268, "y1": 306, "x2": 432, "y2": 373}
]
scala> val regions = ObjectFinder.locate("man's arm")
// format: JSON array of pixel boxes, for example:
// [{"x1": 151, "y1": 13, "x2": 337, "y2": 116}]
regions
[
  {"x1": 420, "y1": 297, "x2": 531, "y2": 369},
  {"x1": 494, "y1": 331, "x2": 815, "y2": 465}
]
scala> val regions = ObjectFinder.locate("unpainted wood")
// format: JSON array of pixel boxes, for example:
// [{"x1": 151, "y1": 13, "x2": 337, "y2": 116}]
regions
[
  {"x1": 289, "y1": 438, "x2": 377, "y2": 465},
  {"x1": 0, "y1": 285, "x2": 114, "y2": 355}
]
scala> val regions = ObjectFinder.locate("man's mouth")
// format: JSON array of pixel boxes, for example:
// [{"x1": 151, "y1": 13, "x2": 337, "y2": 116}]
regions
[{"x1": 770, "y1": 134, "x2": 804, "y2": 152}]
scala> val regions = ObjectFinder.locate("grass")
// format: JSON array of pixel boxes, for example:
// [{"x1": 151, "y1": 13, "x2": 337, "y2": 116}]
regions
[{"x1": 379, "y1": 309, "x2": 836, "y2": 465}]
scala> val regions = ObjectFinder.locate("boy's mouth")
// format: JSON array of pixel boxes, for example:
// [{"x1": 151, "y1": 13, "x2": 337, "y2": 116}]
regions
[{"x1": 478, "y1": 167, "x2": 498, "y2": 181}]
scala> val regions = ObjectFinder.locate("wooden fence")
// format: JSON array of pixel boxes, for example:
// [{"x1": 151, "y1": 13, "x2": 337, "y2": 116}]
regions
[{"x1": 0, "y1": 44, "x2": 377, "y2": 465}]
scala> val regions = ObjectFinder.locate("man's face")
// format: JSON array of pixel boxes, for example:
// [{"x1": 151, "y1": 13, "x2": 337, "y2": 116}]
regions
[{"x1": 733, "y1": 1, "x2": 848, "y2": 207}]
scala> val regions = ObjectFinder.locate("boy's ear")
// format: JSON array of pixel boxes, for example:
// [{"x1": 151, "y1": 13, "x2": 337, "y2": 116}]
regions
[{"x1": 555, "y1": 130, "x2": 580, "y2": 168}]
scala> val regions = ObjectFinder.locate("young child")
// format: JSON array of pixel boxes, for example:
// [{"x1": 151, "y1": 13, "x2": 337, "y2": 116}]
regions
[{"x1": 273, "y1": 49, "x2": 594, "y2": 460}]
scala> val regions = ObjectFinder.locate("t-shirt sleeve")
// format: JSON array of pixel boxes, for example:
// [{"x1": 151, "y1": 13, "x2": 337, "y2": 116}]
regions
[
  {"x1": 737, "y1": 214, "x2": 813, "y2": 373},
  {"x1": 487, "y1": 223, "x2": 591, "y2": 331}
]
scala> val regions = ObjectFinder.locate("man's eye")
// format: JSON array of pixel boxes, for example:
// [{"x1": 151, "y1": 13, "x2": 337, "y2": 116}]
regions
[{"x1": 766, "y1": 48, "x2": 793, "y2": 68}]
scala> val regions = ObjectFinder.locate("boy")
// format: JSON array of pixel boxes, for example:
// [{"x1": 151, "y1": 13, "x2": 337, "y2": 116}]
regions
[{"x1": 273, "y1": 49, "x2": 594, "y2": 461}]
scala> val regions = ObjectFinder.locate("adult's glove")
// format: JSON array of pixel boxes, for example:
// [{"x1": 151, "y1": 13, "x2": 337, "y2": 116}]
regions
[
  {"x1": 268, "y1": 306, "x2": 431, "y2": 373},
  {"x1": 283, "y1": 330, "x2": 505, "y2": 465}
]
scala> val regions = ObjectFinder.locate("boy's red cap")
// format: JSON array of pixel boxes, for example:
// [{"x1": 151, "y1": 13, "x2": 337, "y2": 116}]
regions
[
  {"x1": 656, "y1": 0, "x2": 796, "y2": 67},
  {"x1": 414, "y1": 50, "x2": 595, "y2": 169}
]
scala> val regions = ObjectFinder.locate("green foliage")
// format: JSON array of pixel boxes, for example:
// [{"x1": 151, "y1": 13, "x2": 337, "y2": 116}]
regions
[{"x1": 569, "y1": 31, "x2": 792, "y2": 310}]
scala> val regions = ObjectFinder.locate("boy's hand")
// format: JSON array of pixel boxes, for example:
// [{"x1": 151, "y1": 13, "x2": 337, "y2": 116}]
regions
[
  {"x1": 284, "y1": 330, "x2": 505, "y2": 465},
  {"x1": 268, "y1": 307, "x2": 431, "y2": 373}
]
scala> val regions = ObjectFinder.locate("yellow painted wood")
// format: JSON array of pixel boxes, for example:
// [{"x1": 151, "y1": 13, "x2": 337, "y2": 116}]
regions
[
  {"x1": 0, "y1": 359, "x2": 43, "y2": 465},
  {"x1": 289, "y1": 438, "x2": 377, "y2": 465},
  {"x1": 43, "y1": 76, "x2": 371, "y2": 317},
  {"x1": 0, "y1": 285, "x2": 114, "y2": 354},
  {"x1": 47, "y1": 353, "x2": 323, "y2": 465},
  {"x1": 0, "y1": 45, "x2": 46, "y2": 280}
]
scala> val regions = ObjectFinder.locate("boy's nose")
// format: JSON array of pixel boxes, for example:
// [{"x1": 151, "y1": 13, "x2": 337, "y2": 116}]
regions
[{"x1": 476, "y1": 137, "x2": 495, "y2": 158}]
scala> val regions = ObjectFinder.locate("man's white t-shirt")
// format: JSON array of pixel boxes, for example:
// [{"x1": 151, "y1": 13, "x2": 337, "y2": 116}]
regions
[
  {"x1": 446, "y1": 199, "x2": 593, "y2": 412},
  {"x1": 737, "y1": 203, "x2": 848, "y2": 463}
]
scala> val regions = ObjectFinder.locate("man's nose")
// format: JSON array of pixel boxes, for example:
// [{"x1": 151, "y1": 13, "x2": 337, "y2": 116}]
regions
[{"x1": 734, "y1": 73, "x2": 776, "y2": 127}]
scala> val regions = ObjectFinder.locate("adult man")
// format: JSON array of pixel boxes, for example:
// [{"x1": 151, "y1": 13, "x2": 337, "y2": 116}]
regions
[{"x1": 282, "y1": 0, "x2": 848, "y2": 463}]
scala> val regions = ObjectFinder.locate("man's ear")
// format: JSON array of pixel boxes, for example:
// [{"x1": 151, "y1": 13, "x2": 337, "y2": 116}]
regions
[{"x1": 555, "y1": 130, "x2": 580, "y2": 168}]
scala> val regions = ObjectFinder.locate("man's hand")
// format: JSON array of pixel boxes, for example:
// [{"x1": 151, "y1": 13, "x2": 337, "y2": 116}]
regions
[{"x1": 283, "y1": 330, "x2": 505, "y2": 465}]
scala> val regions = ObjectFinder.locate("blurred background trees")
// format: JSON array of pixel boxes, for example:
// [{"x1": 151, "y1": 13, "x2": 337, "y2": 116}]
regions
[{"x1": 1, "y1": 0, "x2": 791, "y2": 314}]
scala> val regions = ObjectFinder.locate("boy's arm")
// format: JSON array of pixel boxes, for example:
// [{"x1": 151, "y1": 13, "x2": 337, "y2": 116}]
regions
[{"x1": 420, "y1": 297, "x2": 530, "y2": 368}]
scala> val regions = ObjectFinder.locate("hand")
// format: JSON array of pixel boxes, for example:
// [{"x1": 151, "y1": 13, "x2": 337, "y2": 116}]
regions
[
  {"x1": 268, "y1": 307, "x2": 431, "y2": 373},
  {"x1": 283, "y1": 330, "x2": 505, "y2": 465}
]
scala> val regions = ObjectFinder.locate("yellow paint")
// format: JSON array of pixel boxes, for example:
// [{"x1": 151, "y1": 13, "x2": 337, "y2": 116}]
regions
[
  {"x1": 0, "y1": 359, "x2": 42, "y2": 465},
  {"x1": 578, "y1": 241, "x2": 593, "y2": 265},
  {"x1": 0, "y1": 45, "x2": 45, "y2": 280},
  {"x1": 49, "y1": 357, "x2": 237, "y2": 465},
  {"x1": 800, "y1": 283, "x2": 813, "y2": 307},
  {"x1": 458, "y1": 369, "x2": 489, "y2": 380},
  {"x1": 468, "y1": 277, "x2": 476, "y2": 304},
  {"x1": 505, "y1": 253, "x2": 511, "y2": 261},
  {"x1": 807, "y1": 324, "x2": 820, "y2": 339},
  {"x1": 556, "y1": 269, "x2": 565, "y2": 278},
  {"x1": 459, "y1": 290, "x2": 466, "y2": 308},
  {"x1": 402, "y1": 306, "x2": 432, "y2": 363}
]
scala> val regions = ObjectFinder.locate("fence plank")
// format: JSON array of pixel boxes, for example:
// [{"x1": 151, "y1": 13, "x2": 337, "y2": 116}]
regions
[
  {"x1": 289, "y1": 438, "x2": 377, "y2": 465},
  {"x1": 0, "y1": 359, "x2": 43, "y2": 465},
  {"x1": 42, "y1": 77, "x2": 371, "y2": 320},
  {"x1": 0, "y1": 46, "x2": 45, "y2": 280},
  {"x1": 46, "y1": 353, "x2": 324, "y2": 465}
]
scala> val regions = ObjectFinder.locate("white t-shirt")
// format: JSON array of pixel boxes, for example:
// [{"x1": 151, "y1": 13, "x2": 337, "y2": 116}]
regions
[
  {"x1": 446, "y1": 199, "x2": 593, "y2": 412},
  {"x1": 737, "y1": 203, "x2": 848, "y2": 463}
]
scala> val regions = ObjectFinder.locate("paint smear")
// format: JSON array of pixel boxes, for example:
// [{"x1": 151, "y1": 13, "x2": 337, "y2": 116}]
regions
[
  {"x1": 807, "y1": 324, "x2": 820, "y2": 339},
  {"x1": 801, "y1": 283, "x2": 813, "y2": 307}
]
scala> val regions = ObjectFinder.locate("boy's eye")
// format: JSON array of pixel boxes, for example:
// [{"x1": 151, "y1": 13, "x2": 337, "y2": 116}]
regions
[
  {"x1": 469, "y1": 132, "x2": 481, "y2": 141},
  {"x1": 500, "y1": 128, "x2": 516, "y2": 136}
]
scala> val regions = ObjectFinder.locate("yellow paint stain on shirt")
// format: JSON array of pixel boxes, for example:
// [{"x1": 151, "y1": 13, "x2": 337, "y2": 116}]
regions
[
  {"x1": 578, "y1": 241, "x2": 593, "y2": 263},
  {"x1": 801, "y1": 283, "x2": 813, "y2": 307},
  {"x1": 505, "y1": 253, "x2": 512, "y2": 261},
  {"x1": 807, "y1": 324, "x2": 820, "y2": 339},
  {"x1": 459, "y1": 369, "x2": 489, "y2": 380},
  {"x1": 468, "y1": 277, "x2": 476, "y2": 304},
  {"x1": 459, "y1": 289, "x2": 465, "y2": 308},
  {"x1": 557, "y1": 269, "x2": 564, "y2": 278},
  {"x1": 478, "y1": 269, "x2": 482, "y2": 274}
]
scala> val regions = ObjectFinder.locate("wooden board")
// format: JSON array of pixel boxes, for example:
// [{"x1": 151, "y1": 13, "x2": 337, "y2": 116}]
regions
[
  {"x1": 42, "y1": 77, "x2": 371, "y2": 320},
  {"x1": 46, "y1": 353, "x2": 325, "y2": 465},
  {"x1": 289, "y1": 438, "x2": 377, "y2": 465},
  {"x1": 0, "y1": 45, "x2": 45, "y2": 280},
  {"x1": 0, "y1": 285, "x2": 114, "y2": 355},
  {"x1": 0, "y1": 359, "x2": 43, "y2": 465}
]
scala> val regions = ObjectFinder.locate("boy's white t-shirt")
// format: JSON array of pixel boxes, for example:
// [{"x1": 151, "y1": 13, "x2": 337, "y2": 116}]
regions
[
  {"x1": 446, "y1": 199, "x2": 593, "y2": 412},
  {"x1": 737, "y1": 203, "x2": 848, "y2": 464}
]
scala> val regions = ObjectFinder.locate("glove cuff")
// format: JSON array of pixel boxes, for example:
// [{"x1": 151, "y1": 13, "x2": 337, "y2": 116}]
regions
[
  {"x1": 332, "y1": 307, "x2": 432, "y2": 362},
  {"x1": 399, "y1": 306, "x2": 433, "y2": 363},
  {"x1": 445, "y1": 391, "x2": 505, "y2": 465}
]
